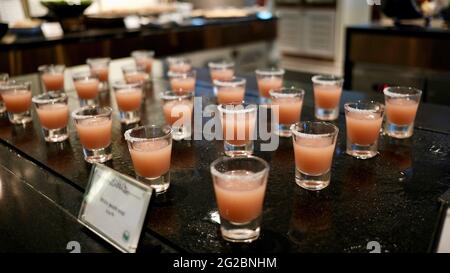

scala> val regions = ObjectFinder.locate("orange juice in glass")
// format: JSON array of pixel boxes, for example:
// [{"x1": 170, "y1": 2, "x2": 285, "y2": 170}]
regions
[
  {"x1": 218, "y1": 103, "x2": 257, "y2": 157},
  {"x1": 291, "y1": 121, "x2": 338, "y2": 191},
  {"x1": 32, "y1": 92, "x2": 69, "y2": 142},
  {"x1": 345, "y1": 101, "x2": 384, "y2": 160},
  {"x1": 161, "y1": 91, "x2": 193, "y2": 141},
  {"x1": 383, "y1": 86, "x2": 422, "y2": 139},
  {"x1": 213, "y1": 77, "x2": 246, "y2": 105},
  {"x1": 72, "y1": 106, "x2": 113, "y2": 163},
  {"x1": 209, "y1": 61, "x2": 235, "y2": 82},
  {"x1": 0, "y1": 81, "x2": 33, "y2": 125},
  {"x1": 72, "y1": 72, "x2": 100, "y2": 107},
  {"x1": 168, "y1": 70, "x2": 196, "y2": 95},
  {"x1": 125, "y1": 125, "x2": 173, "y2": 194},
  {"x1": 112, "y1": 81, "x2": 143, "y2": 125},
  {"x1": 255, "y1": 68, "x2": 285, "y2": 103},
  {"x1": 312, "y1": 75, "x2": 344, "y2": 121},
  {"x1": 270, "y1": 87, "x2": 305, "y2": 137},
  {"x1": 38, "y1": 65, "x2": 65, "y2": 92},
  {"x1": 210, "y1": 156, "x2": 269, "y2": 243},
  {"x1": 87, "y1": 58, "x2": 110, "y2": 92}
]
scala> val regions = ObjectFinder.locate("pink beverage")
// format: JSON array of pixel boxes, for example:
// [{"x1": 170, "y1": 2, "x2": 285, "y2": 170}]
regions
[
  {"x1": 314, "y1": 85, "x2": 343, "y2": 109},
  {"x1": 36, "y1": 103, "x2": 69, "y2": 129},
  {"x1": 273, "y1": 99, "x2": 303, "y2": 125},
  {"x1": 170, "y1": 77, "x2": 195, "y2": 94},
  {"x1": 125, "y1": 72, "x2": 148, "y2": 84},
  {"x1": 91, "y1": 67, "x2": 109, "y2": 82},
  {"x1": 211, "y1": 69, "x2": 234, "y2": 82},
  {"x1": 132, "y1": 50, "x2": 154, "y2": 74},
  {"x1": 385, "y1": 98, "x2": 419, "y2": 125},
  {"x1": 163, "y1": 99, "x2": 193, "y2": 125},
  {"x1": 214, "y1": 170, "x2": 266, "y2": 223},
  {"x1": 222, "y1": 115, "x2": 256, "y2": 146},
  {"x1": 115, "y1": 88, "x2": 142, "y2": 111},
  {"x1": 294, "y1": 137, "x2": 336, "y2": 176},
  {"x1": 74, "y1": 79, "x2": 100, "y2": 99},
  {"x1": 346, "y1": 111, "x2": 383, "y2": 145},
  {"x1": 136, "y1": 59, "x2": 153, "y2": 74},
  {"x1": 129, "y1": 140, "x2": 172, "y2": 179},
  {"x1": 257, "y1": 77, "x2": 283, "y2": 98},
  {"x1": 217, "y1": 86, "x2": 245, "y2": 104},
  {"x1": 42, "y1": 73, "x2": 64, "y2": 91},
  {"x1": 75, "y1": 117, "x2": 112, "y2": 150},
  {"x1": 2, "y1": 90, "x2": 32, "y2": 113},
  {"x1": 170, "y1": 63, "x2": 192, "y2": 73}
]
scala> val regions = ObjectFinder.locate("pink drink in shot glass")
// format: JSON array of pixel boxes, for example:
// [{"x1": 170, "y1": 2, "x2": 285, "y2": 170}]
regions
[
  {"x1": 209, "y1": 61, "x2": 235, "y2": 82},
  {"x1": 72, "y1": 72, "x2": 100, "y2": 106},
  {"x1": 38, "y1": 64, "x2": 65, "y2": 92},
  {"x1": 255, "y1": 68, "x2": 284, "y2": 103},
  {"x1": 87, "y1": 58, "x2": 110, "y2": 92},
  {"x1": 32, "y1": 92, "x2": 69, "y2": 142},
  {"x1": 122, "y1": 65, "x2": 149, "y2": 84},
  {"x1": 168, "y1": 70, "x2": 196, "y2": 95},
  {"x1": 161, "y1": 91, "x2": 193, "y2": 141},
  {"x1": 270, "y1": 87, "x2": 305, "y2": 137},
  {"x1": 132, "y1": 50, "x2": 155, "y2": 74},
  {"x1": 0, "y1": 81, "x2": 33, "y2": 125},
  {"x1": 312, "y1": 75, "x2": 344, "y2": 121},
  {"x1": 112, "y1": 81, "x2": 143, "y2": 125},
  {"x1": 167, "y1": 57, "x2": 192, "y2": 73},
  {"x1": 214, "y1": 77, "x2": 246, "y2": 105}
]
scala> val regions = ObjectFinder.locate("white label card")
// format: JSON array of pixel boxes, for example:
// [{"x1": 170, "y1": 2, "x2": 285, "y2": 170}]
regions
[
  {"x1": 78, "y1": 164, "x2": 153, "y2": 253},
  {"x1": 41, "y1": 22, "x2": 64, "y2": 39}
]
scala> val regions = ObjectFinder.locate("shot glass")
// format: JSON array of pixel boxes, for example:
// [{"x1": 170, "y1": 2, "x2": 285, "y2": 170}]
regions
[
  {"x1": 255, "y1": 68, "x2": 285, "y2": 103},
  {"x1": 122, "y1": 65, "x2": 149, "y2": 84},
  {"x1": 0, "y1": 73, "x2": 9, "y2": 114},
  {"x1": 210, "y1": 156, "x2": 269, "y2": 243},
  {"x1": 270, "y1": 87, "x2": 305, "y2": 137},
  {"x1": 218, "y1": 103, "x2": 257, "y2": 157},
  {"x1": 291, "y1": 121, "x2": 338, "y2": 191},
  {"x1": 168, "y1": 70, "x2": 196, "y2": 95},
  {"x1": 87, "y1": 58, "x2": 110, "y2": 92},
  {"x1": 209, "y1": 61, "x2": 235, "y2": 82},
  {"x1": 72, "y1": 72, "x2": 100, "y2": 106},
  {"x1": 213, "y1": 77, "x2": 246, "y2": 105},
  {"x1": 38, "y1": 64, "x2": 65, "y2": 92},
  {"x1": 383, "y1": 86, "x2": 422, "y2": 139},
  {"x1": 132, "y1": 50, "x2": 155, "y2": 75},
  {"x1": 167, "y1": 56, "x2": 192, "y2": 73},
  {"x1": 32, "y1": 92, "x2": 69, "y2": 142},
  {"x1": 345, "y1": 101, "x2": 384, "y2": 160},
  {"x1": 125, "y1": 125, "x2": 172, "y2": 194},
  {"x1": 312, "y1": 75, "x2": 344, "y2": 121},
  {"x1": 0, "y1": 81, "x2": 33, "y2": 125},
  {"x1": 72, "y1": 106, "x2": 113, "y2": 163},
  {"x1": 161, "y1": 91, "x2": 193, "y2": 141},
  {"x1": 112, "y1": 81, "x2": 143, "y2": 125}
]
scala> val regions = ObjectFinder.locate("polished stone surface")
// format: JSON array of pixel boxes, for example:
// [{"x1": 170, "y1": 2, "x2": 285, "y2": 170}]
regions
[{"x1": 0, "y1": 68, "x2": 449, "y2": 252}]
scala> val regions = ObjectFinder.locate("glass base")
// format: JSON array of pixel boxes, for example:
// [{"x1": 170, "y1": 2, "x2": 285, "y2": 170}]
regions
[
  {"x1": 79, "y1": 98, "x2": 98, "y2": 107},
  {"x1": 315, "y1": 107, "x2": 339, "y2": 121},
  {"x1": 42, "y1": 127, "x2": 68, "y2": 143},
  {"x1": 119, "y1": 110, "x2": 140, "y2": 125},
  {"x1": 220, "y1": 215, "x2": 261, "y2": 243},
  {"x1": 275, "y1": 124, "x2": 293, "y2": 138},
  {"x1": 346, "y1": 140, "x2": 379, "y2": 160},
  {"x1": 83, "y1": 145, "x2": 112, "y2": 163},
  {"x1": 172, "y1": 126, "x2": 191, "y2": 141},
  {"x1": 295, "y1": 168, "x2": 330, "y2": 191},
  {"x1": 385, "y1": 122, "x2": 414, "y2": 139},
  {"x1": 224, "y1": 141, "x2": 253, "y2": 157},
  {"x1": 8, "y1": 111, "x2": 32, "y2": 125},
  {"x1": 136, "y1": 172, "x2": 170, "y2": 194}
]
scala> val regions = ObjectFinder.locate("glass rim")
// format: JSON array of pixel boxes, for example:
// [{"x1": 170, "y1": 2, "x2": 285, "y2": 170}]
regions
[
  {"x1": 255, "y1": 68, "x2": 285, "y2": 76},
  {"x1": 210, "y1": 155, "x2": 270, "y2": 181},
  {"x1": 291, "y1": 121, "x2": 339, "y2": 139},
  {"x1": 208, "y1": 61, "x2": 235, "y2": 69},
  {"x1": 124, "y1": 124, "x2": 172, "y2": 143},
  {"x1": 71, "y1": 105, "x2": 112, "y2": 120},
  {"x1": 0, "y1": 81, "x2": 31, "y2": 91},
  {"x1": 72, "y1": 71, "x2": 98, "y2": 81},
  {"x1": 167, "y1": 56, "x2": 190, "y2": 64},
  {"x1": 86, "y1": 57, "x2": 111, "y2": 65},
  {"x1": 311, "y1": 74, "x2": 344, "y2": 85},
  {"x1": 112, "y1": 80, "x2": 143, "y2": 90},
  {"x1": 161, "y1": 90, "x2": 193, "y2": 100},
  {"x1": 167, "y1": 70, "x2": 196, "y2": 78},
  {"x1": 32, "y1": 91, "x2": 68, "y2": 104},
  {"x1": 218, "y1": 102, "x2": 257, "y2": 114},
  {"x1": 38, "y1": 64, "x2": 66, "y2": 73},
  {"x1": 269, "y1": 87, "x2": 305, "y2": 98},
  {"x1": 121, "y1": 64, "x2": 146, "y2": 73},
  {"x1": 344, "y1": 101, "x2": 385, "y2": 114},
  {"x1": 213, "y1": 77, "x2": 246, "y2": 87},
  {"x1": 131, "y1": 50, "x2": 155, "y2": 58},
  {"x1": 383, "y1": 86, "x2": 422, "y2": 98}
]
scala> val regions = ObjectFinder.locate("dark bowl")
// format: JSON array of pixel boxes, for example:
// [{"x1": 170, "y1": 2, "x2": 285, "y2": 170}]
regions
[
  {"x1": 381, "y1": 0, "x2": 423, "y2": 20},
  {"x1": 0, "y1": 23, "x2": 8, "y2": 39},
  {"x1": 40, "y1": 0, "x2": 93, "y2": 18}
]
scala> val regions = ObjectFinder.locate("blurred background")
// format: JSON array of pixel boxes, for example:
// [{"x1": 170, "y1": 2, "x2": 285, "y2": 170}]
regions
[{"x1": 1, "y1": 0, "x2": 450, "y2": 105}]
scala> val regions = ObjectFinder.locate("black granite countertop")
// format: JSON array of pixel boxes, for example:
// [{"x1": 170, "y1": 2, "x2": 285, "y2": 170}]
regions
[{"x1": 0, "y1": 68, "x2": 449, "y2": 253}]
